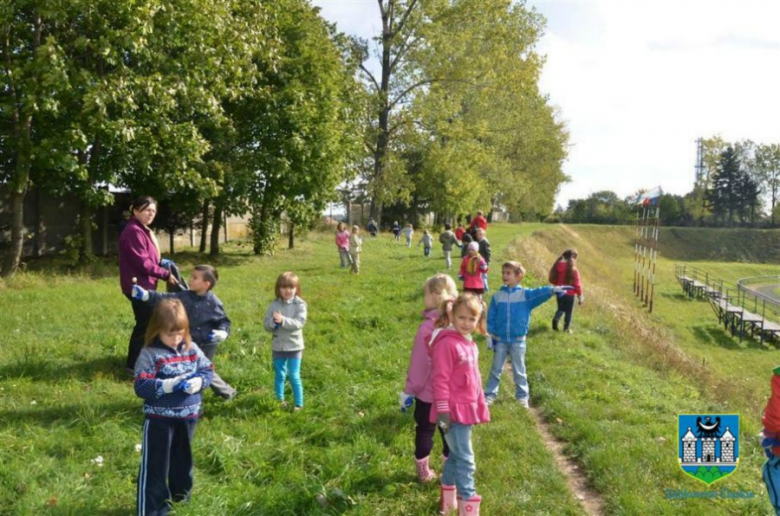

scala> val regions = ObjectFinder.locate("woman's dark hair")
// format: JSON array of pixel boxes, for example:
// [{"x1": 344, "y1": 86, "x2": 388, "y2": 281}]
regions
[{"x1": 130, "y1": 196, "x2": 157, "y2": 212}]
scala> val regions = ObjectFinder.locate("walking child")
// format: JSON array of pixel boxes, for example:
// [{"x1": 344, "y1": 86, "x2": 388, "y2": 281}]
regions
[
  {"x1": 430, "y1": 293, "x2": 490, "y2": 515},
  {"x1": 263, "y1": 272, "x2": 307, "y2": 410},
  {"x1": 392, "y1": 221, "x2": 402, "y2": 241},
  {"x1": 134, "y1": 298, "x2": 214, "y2": 515},
  {"x1": 349, "y1": 225, "x2": 363, "y2": 274},
  {"x1": 132, "y1": 265, "x2": 236, "y2": 400},
  {"x1": 483, "y1": 261, "x2": 570, "y2": 408},
  {"x1": 460, "y1": 232, "x2": 473, "y2": 259},
  {"x1": 438, "y1": 224, "x2": 460, "y2": 269},
  {"x1": 335, "y1": 222, "x2": 352, "y2": 268},
  {"x1": 454, "y1": 223, "x2": 465, "y2": 242},
  {"x1": 418, "y1": 229, "x2": 434, "y2": 258},
  {"x1": 459, "y1": 242, "x2": 488, "y2": 297},
  {"x1": 402, "y1": 223, "x2": 414, "y2": 247},
  {"x1": 399, "y1": 274, "x2": 458, "y2": 483},
  {"x1": 549, "y1": 249, "x2": 584, "y2": 332},
  {"x1": 474, "y1": 228, "x2": 492, "y2": 292}
]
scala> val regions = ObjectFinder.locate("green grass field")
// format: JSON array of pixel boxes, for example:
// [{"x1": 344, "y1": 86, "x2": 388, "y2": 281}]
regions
[{"x1": 1, "y1": 223, "x2": 778, "y2": 515}]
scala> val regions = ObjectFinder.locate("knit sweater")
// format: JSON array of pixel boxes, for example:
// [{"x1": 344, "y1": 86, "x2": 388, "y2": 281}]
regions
[
  {"x1": 263, "y1": 296, "x2": 307, "y2": 352},
  {"x1": 147, "y1": 290, "x2": 231, "y2": 345},
  {"x1": 134, "y1": 340, "x2": 214, "y2": 420}
]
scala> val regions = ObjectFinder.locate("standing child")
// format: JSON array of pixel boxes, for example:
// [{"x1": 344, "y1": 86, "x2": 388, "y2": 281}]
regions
[
  {"x1": 549, "y1": 249, "x2": 584, "y2": 332},
  {"x1": 483, "y1": 261, "x2": 570, "y2": 408},
  {"x1": 134, "y1": 299, "x2": 214, "y2": 515},
  {"x1": 132, "y1": 265, "x2": 236, "y2": 400},
  {"x1": 761, "y1": 366, "x2": 780, "y2": 514},
  {"x1": 418, "y1": 229, "x2": 434, "y2": 258},
  {"x1": 430, "y1": 293, "x2": 490, "y2": 515},
  {"x1": 263, "y1": 272, "x2": 307, "y2": 410},
  {"x1": 335, "y1": 222, "x2": 352, "y2": 269},
  {"x1": 402, "y1": 223, "x2": 414, "y2": 248},
  {"x1": 349, "y1": 225, "x2": 363, "y2": 274},
  {"x1": 392, "y1": 221, "x2": 401, "y2": 241},
  {"x1": 475, "y1": 229, "x2": 492, "y2": 292},
  {"x1": 459, "y1": 242, "x2": 488, "y2": 297},
  {"x1": 399, "y1": 274, "x2": 458, "y2": 483},
  {"x1": 454, "y1": 223, "x2": 466, "y2": 242},
  {"x1": 460, "y1": 232, "x2": 473, "y2": 259},
  {"x1": 438, "y1": 224, "x2": 460, "y2": 269}
]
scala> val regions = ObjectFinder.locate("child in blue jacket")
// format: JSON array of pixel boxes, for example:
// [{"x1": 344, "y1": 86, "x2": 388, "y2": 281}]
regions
[{"x1": 483, "y1": 261, "x2": 569, "y2": 407}]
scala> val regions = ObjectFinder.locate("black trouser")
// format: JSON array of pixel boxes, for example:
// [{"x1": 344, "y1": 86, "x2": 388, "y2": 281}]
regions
[
  {"x1": 127, "y1": 295, "x2": 154, "y2": 370},
  {"x1": 414, "y1": 398, "x2": 450, "y2": 460},
  {"x1": 554, "y1": 294, "x2": 575, "y2": 329},
  {"x1": 137, "y1": 418, "x2": 198, "y2": 516}
]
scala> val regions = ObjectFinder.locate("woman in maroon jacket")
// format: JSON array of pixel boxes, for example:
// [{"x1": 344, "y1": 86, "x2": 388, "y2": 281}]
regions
[
  {"x1": 549, "y1": 249, "x2": 583, "y2": 333},
  {"x1": 119, "y1": 196, "x2": 178, "y2": 373}
]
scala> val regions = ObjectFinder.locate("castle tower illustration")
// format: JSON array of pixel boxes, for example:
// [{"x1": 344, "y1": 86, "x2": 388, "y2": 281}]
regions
[
  {"x1": 720, "y1": 427, "x2": 735, "y2": 462},
  {"x1": 682, "y1": 427, "x2": 697, "y2": 462}
]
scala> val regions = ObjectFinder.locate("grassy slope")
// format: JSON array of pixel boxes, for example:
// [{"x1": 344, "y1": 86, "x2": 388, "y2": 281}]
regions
[
  {"x1": 0, "y1": 225, "x2": 583, "y2": 516},
  {"x1": 522, "y1": 224, "x2": 777, "y2": 515}
]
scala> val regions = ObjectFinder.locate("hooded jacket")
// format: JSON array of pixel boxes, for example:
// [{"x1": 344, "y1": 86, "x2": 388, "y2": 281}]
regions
[
  {"x1": 428, "y1": 328, "x2": 490, "y2": 425},
  {"x1": 487, "y1": 284, "x2": 554, "y2": 342},
  {"x1": 404, "y1": 308, "x2": 438, "y2": 403}
]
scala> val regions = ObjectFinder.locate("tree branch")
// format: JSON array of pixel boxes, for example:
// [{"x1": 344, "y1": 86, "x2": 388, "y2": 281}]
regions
[
  {"x1": 394, "y1": 0, "x2": 419, "y2": 35},
  {"x1": 359, "y1": 63, "x2": 381, "y2": 94}
]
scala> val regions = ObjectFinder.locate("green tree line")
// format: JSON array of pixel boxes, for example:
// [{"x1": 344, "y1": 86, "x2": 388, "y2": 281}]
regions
[
  {"x1": 1, "y1": 0, "x2": 569, "y2": 277},
  {"x1": 559, "y1": 138, "x2": 780, "y2": 227}
]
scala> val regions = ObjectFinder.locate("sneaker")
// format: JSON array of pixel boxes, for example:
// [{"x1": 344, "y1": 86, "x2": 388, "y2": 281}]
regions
[
  {"x1": 294, "y1": 406, "x2": 303, "y2": 412},
  {"x1": 518, "y1": 398, "x2": 530, "y2": 408},
  {"x1": 279, "y1": 400, "x2": 288, "y2": 408},
  {"x1": 485, "y1": 396, "x2": 496, "y2": 406},
  {"x1": 221, "y1": 390, "x2": 237, "y2": 401}
]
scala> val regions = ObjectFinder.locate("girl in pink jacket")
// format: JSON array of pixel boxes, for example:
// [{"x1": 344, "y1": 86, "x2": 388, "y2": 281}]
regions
[
  {"x1": 335, "y1": 222, "x2": 351, "y2": 269},
  {"x1": 429, "y1": 293, "x2": 490, "y2": 515},
  {"x1": 400, "y1": 274, "x2": 458, "y2": 483}
]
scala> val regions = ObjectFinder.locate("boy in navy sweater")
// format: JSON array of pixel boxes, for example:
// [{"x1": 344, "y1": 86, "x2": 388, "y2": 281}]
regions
[
  {"x1": 483, "y1": 261, "x2": 569, "y2": 407},
  {"x1": 133, "y1": 265, "x2": 235, "y2": 400}
]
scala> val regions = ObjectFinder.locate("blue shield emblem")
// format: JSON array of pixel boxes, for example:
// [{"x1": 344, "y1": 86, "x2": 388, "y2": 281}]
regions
[{"x1": 678, "y1": 414, "x2": 739, "y2": 485}]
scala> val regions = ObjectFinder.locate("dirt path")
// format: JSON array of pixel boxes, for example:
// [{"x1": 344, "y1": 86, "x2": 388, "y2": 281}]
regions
[{"x1": 528, "y1": 406, "x2": 605, "y2": 515}]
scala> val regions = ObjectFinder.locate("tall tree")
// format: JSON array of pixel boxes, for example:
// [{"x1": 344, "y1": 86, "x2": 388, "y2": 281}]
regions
[
  {"x1": 707, "y1": 146, "x2": 742, "y2": 226},
  {"x1": 754, "y1": 143, "x2": 780, "y2": 225}
]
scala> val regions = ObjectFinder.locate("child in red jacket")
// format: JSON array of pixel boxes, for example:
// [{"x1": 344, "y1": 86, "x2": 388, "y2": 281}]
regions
[{"x1": 761, "y1": 366, "x2": 780, "y2": 514}]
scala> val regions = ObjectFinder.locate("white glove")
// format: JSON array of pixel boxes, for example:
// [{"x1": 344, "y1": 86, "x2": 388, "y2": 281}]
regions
[
  {"x1": 486, "y1": 335, "x2": 494, "y2": 351},
  {"x1": 131, "y1": 284, "x2": 150, "y2": 302},
  {"x1": 398, "y1": 391, "x2": 414, "y2": 412},
  {"x1": 552, "y1": 285, "x2": 571, "y2": 294},
  {"x1": 160, "y1": 375, "x2": 187, "y2": 393},
  {"x1": 182, "y1": 376, "x2": 203, "y2": 394},
  {"x1": 209, "y1": 330, "x2": 228, "y2": 343},
  {"x1": 578, "y1": 295, "x2": 584, "y2": 305}
]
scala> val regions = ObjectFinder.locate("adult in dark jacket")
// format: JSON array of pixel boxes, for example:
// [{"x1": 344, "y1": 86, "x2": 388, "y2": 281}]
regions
[{"x1": 119, "y1": 196, "x2": 178, "y2": 372}]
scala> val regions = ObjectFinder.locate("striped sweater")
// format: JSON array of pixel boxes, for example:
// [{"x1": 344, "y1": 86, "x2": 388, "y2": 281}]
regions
[{"x1": 134, "y1": 340, "x2": 214, "y2": 420}]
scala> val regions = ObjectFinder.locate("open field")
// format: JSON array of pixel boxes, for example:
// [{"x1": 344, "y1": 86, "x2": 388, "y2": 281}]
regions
[{"x1": 1, "y1": 223, "x2": 779, "y2": 514}]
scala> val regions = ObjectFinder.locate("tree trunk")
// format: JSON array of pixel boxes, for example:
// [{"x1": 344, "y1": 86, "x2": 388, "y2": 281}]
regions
[
  {"x1": 2, "y1": 189, "x2": 26, "y2": 277},
  {"x1": 79, "y1": 201, "x2": 94, "y2": 262},
  {"x1": 169, "y1": 229, "x2": 175, "y2": 255},
  {"x1": 288, "y1": 221, "x2": 295, "y2": 249},
  {"x1": 199, "y1": 200, "x2": 209, "y2": 253},
  {"x1": 210, "y1": 202, "x2": 222, "y2": 256},
  {"x1": 32, "y1": 188, "x2": 42, "y2": 257}
]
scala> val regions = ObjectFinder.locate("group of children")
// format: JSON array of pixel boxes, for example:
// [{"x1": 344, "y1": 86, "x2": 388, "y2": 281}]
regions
[
  {"x1": 400, "y1": 260, "x2": 574, "y2": 514},
  {"x1": 131, "y1": 268, "x2": 307, "y2": 515}
]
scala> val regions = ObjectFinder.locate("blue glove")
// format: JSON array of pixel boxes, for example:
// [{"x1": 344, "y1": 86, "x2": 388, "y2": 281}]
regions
[
  {"x1": 160, "y1": 258, "x2": 172, "y2": 268},
  {"x1": 131, "y1": 285, "x2": 150, "y2": 302},
  {"x1": 399, "y1": 391, "x2": 414, "y2": 413},
  {"x1": 761, "y1": 432, "x2": 780, "y2": 459}
]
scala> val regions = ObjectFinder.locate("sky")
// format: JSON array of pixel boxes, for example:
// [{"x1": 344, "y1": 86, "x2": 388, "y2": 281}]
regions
[{"x1": 311, "y1": 0, "x2": 780, "y2": 209}]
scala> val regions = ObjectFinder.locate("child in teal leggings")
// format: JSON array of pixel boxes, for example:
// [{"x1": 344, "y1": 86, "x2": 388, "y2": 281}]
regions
[{"x1": 263, "y1": 272, "x2": 307, "y2": 410}]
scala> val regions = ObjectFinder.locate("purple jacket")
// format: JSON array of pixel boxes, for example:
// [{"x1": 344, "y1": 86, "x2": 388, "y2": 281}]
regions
[
  {"x1": 118, "y1": 217, "x2": 169, "y2": 295},
  {"x1": 404, "y1": 308, "x2": 438, "y2": 403}
]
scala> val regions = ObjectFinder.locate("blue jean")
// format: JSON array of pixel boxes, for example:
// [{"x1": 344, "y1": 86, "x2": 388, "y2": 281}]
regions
[
  {"x1": 764, "y1": 455, "x2": 780, "y2": 515},
  {"x1": 442, "y1": 423, "x2": 476, "y2": 499},
  {"x1": 481, "y1": 273, "x2": 489, "y2": 292},
  {"x1": 273, "y1": 357, "x2": 303, "y2": 407},
  {"x1": 338, "y1": 248, "x2": 351, "y2": 268},
  {"x1": 423, "y1": 246, "x2": 431, "y2": 257},
  {"x1": 484, "y1": 340, "x2": 528, "y2": 401}
]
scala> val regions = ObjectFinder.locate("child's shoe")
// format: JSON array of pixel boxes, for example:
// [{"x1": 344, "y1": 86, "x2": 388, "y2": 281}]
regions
[
  {"x1": 415, "y1": 456, "x2": 437, "y2": 482},
  {"x1": 485, "y1": 396, "x2": 496, "y2": 406},
  {"x1": 440, "y1": 484, "x2": 457, "y2": 514},
  {"x1": 458, "y1": 495, "x2": 481, "y2": 515},
  {"x1": 279, "y1": 400, "x2": 288, "y2": 408},
  {"x1": 294, "y1": 406, "x2": 303, "y2": 412},
  {"x1": 518, "y1": 398, "x2": 530, "y2": 409},
  {"x1": 552, "y1": 318, "x2": 559, "y2": 331}
]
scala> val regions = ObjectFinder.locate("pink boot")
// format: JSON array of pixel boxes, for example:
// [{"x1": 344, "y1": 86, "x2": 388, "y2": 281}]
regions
[
  {"x1": 440, "y1": 484, "x2": 457, "y2": 514},
  {"x1": 415, "y1": 456, "x2": 437, "y2": 482},
  {"x1": 458, "y1": 495, "x2": 481, "y2": 515}
]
